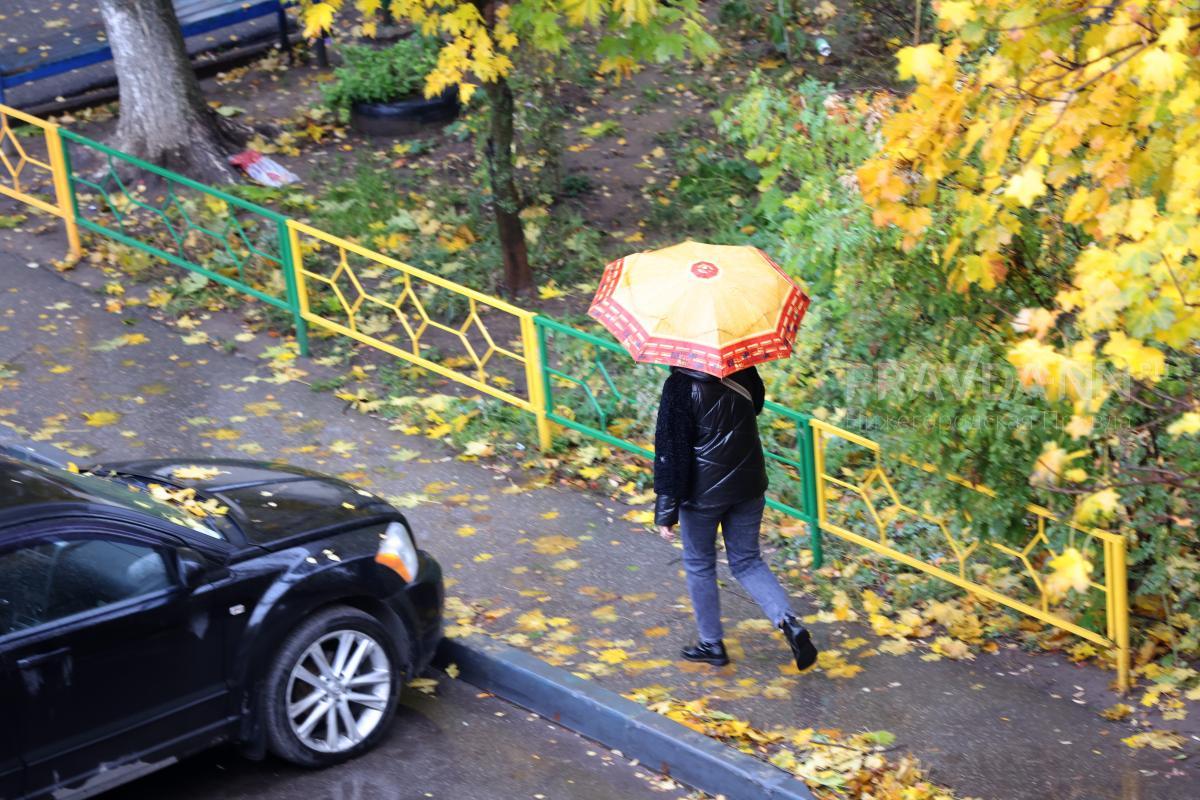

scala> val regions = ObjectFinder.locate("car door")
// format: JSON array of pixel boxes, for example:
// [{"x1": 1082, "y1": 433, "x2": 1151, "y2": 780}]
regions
[
  {"x1": 0, "y1": 651, "x2": 22, "y2": 798},
  {"x1": 0, "y1": 522, "x2": 230, "y2": 798}
]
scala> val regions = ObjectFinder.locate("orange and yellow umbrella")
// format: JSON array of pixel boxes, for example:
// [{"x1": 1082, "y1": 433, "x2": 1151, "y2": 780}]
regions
[{"x1": 588, "y1": 241, "x2": 810, "y2": 378}]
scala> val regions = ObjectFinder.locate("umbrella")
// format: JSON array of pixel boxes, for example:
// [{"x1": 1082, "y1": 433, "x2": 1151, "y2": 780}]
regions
[{"x1": 588, "y1": 241, "x2": 810, "y2": 378}]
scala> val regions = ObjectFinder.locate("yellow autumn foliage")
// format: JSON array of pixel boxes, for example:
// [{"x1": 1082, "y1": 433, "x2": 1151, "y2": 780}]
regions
[
  {"x1": 295, "y1": 0, "x2": 718, "y2": 102},
  {"x1": 858, "y1": 1, "x2": 1200, "y2": 521},
  {"x1": 1045, "y1": 547, "x2": 1093, "y2": 599}
]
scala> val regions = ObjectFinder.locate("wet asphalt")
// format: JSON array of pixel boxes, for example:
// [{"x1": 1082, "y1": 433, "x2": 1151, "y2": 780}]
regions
[{"x1": 104, "y1": 672, "x2": 690, "y2": 800}]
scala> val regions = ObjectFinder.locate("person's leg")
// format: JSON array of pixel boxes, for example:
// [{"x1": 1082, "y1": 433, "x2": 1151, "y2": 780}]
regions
[
  {"x1": 721, "y1": 494, "x2": 818, "y2": 670},
  {"x1": 678, "y1": 504, "x2": 725, "y2": 643},
  {"x1": 720, "y1": 494, "x2": 794, "y2": 626}
]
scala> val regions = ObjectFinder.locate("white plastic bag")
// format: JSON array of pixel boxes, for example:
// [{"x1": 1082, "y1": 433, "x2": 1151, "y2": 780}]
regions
[{"x1": 229, "y1": 150, "x2": 299, "y2": 187}]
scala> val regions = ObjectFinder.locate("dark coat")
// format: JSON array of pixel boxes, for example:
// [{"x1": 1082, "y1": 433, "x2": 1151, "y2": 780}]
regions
[{"x1": 653, "y1": 366, "x2": 768, "y2": 527}]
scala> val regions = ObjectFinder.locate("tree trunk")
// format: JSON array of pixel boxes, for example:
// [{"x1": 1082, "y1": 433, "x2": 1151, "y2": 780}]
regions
[
  {"x1": 483, "y1": 76, "x2": 533, "y2": 295},
  {"x1": 98, "y1": 0, "x2": 247, "y2": 182}
]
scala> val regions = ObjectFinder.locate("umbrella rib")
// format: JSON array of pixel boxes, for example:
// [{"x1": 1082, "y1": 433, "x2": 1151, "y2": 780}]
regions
[{"x1": 711, "y1": 281, "x2": 778, "y2": 342}]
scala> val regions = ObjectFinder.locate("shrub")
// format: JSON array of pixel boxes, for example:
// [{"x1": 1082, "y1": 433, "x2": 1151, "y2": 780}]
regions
[
  {"x1": 716, "y1": 76, "x2": 1078, "y2": 539},
  {"x1": 323, "y1": 36, "x2": 442, "y2": 116}
]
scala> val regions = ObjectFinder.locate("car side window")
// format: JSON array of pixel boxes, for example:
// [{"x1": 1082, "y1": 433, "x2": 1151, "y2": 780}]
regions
[{"x1": 0, "y1": 536, "x2": 171, "y2": 637}]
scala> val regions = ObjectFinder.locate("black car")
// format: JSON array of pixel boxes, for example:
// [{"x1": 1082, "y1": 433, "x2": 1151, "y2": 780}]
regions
[{"x1": 0, "y1": 449, "x2": 443, "y2": 800}]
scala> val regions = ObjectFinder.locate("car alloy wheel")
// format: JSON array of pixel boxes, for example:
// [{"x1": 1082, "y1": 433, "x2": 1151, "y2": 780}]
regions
[{"x1": 285, "y1": 629, "x2": 392, "y2": 753}]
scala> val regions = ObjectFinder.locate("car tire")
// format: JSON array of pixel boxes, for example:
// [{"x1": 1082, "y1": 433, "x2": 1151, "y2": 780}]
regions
[{"x1": 262, "y1": 605, "x2": 405, "y2": 767}]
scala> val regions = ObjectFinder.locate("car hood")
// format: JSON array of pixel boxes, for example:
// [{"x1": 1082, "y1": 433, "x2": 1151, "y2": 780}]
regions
[{"x1": 98, "y1": 458, "x2": 396, "y2": 548}]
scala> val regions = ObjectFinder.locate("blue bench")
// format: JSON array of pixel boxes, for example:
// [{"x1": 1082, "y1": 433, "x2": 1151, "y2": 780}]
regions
[{"x1": 0, "y1": 0, "x2": 292, "y2": 105}]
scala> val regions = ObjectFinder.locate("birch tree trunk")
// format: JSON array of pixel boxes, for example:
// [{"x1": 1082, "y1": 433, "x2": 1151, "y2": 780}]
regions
[{"x1": 97, "y1": 0, "x2": 247, "y2": 181}]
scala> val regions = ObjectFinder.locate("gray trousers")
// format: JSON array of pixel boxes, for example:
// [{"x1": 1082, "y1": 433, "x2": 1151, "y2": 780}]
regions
[{"x1": 679, "y1": 494, "x2": 795, "y2": 643}]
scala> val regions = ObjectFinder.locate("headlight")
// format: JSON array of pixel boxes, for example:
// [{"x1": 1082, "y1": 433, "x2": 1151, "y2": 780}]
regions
[{"x1": 375, "y1": 521, "x2": 418, "y2": 582}]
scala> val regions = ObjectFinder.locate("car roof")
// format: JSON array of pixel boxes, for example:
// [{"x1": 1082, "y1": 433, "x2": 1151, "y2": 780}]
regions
[
  {"x1": 0, "y1": 457, "x2": 86, "y2": 511},
  {"x1": 0, "y1": 457, "x2": 99, "y2": 542}
]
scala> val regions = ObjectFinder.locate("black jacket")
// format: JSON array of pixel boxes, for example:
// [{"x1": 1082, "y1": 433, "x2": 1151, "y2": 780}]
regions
[{"x1": 653, "y1": 366, "x2": 768, "y2": 527}]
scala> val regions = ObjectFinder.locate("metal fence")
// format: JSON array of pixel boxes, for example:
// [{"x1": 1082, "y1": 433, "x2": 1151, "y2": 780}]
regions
[
  {"x1": 535, "y1": 314, "x2": 656, "y2": 456},
  {"x1": 286, "y1": 219, "x2": 551, "y2": 448},
  {"x1": 0, "y1": 101, "x2": 1130, "y2": 690},
  {"x1": 59, "y1": 129, "x2": 308, "y2": 352},
  {"x1": 0, "y1": 104, "x2": 79, "y2": 257},
  {"x1": 810, "y1": 417, "x2": 1129, "y2": 689}
]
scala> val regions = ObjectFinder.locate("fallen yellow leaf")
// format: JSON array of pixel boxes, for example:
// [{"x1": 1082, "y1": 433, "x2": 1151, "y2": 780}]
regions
[
  {"x1": 532, "y1": 535, "x2": 578, "y2": 555},
  {"x1": 931, "y1": 636, "x2": 974, "y2": 660},
  {"x1": 171, "y1": 465, "x2": 225, "y2": 481},
  {"x1": 1122, "y1": 731, "x2": 1184, "y2": 750},
  {"x1": 598, "y1": 648, "x2": 628, "y2": 665},
  {"x1": 407, "y1": 676, "x2": 438, "y2": 695},
  {"x1": 1100, "y1": 703, "x2": 1134, "y2": 721},
  {"x1": 83, "y1": 410, "x2": 121, "y2": 427},
  {"x1": 592, "y1": 605, "x2": 618, "y2": 623}
]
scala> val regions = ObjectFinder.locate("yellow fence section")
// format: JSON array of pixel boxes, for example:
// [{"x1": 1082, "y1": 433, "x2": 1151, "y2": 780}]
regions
[
  {"x1": 0, "y1": 104, "x2": 80, "y2": 258},
  {"x1": 809, "y1": 417, "x2": 1130, "y2": 690},
  {"x1": 285, "y1": 219, "x2": 551, "y2": 448}
]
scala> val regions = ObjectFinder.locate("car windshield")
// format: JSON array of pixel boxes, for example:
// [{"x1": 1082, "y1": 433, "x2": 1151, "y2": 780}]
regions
[{"x1": 48, "y1": 466, "x2": 228, "y2": 540}]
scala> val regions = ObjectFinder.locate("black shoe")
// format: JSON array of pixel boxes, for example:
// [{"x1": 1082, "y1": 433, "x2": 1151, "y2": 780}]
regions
[
  {"x1": 779, "y1": 615, "x2": 818, "y2": 671},
  {"x1": 681, "y1": 640, "x2": 730, "y2": 666}
]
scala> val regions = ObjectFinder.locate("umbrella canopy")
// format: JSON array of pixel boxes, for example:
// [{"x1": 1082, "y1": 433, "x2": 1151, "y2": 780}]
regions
[{"x1": 588, "y1": 241, "x2": 810, "y2": 378}]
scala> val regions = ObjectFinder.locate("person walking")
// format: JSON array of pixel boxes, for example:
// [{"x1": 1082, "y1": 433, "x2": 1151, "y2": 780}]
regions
[
  {"x1": 652, "y1": 364, "x2": 818, "y2": 669},
  {"x1": 586, "y1": 240, "x2": 817, "y2": 669}
]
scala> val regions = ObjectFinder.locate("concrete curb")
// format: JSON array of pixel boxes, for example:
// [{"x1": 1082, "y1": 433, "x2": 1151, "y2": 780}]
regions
[{"x1": 435, "y1": 636, "x2": 815, "y2": 800}]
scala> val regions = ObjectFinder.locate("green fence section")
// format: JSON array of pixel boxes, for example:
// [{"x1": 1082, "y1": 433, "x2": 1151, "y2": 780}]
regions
[
  {"x1": 535, "y1": 314, "x2": 655, "y2": 457},
  {"x1": 58, "y1": 129, "x2": 307, "y2": 353},
  {"x1": 761, "y1": 400, "x2": 823, "y2": 566},
  {"x1": 534, "y1": 314, "x2": 825, "y2": 564}
]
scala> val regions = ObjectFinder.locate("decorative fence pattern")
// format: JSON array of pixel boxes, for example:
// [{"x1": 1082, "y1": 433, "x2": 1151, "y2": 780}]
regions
[
  {"x1": 0, "y1": 102, "x2": 1129, "y2": 690},
  {"x1": 810, "y1": 418, "x2": 1129, "y2": 687},
  {"x1": 286, "y1": 219, "x2": 550, "y2": 447},
  {"x1": 59, "y1": 129, "x2": 307, "y2": 352},
  {"x1": 535, "y1": 314, "x2": 656, "y2": 456},
  {"x1": 0, "y1": 104, "x2": 79, "y2": 256}
]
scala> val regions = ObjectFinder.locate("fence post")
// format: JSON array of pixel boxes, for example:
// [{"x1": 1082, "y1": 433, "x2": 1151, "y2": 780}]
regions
[
  {"x1": 797, "y1": 413, "x2": 824, "y2": 569},
  {"x1": 1112, "y1": 538, "x2": 1130, "y2": 692},
  {"x1": 522, "y1": 314, "x2": 553, "y2": 452},
  {"x1": 276, "y1": 218, "x2": 309, "y2": 356},
  {"x1": 45, "y1": 125, "x2": 81, "y2": 262}
]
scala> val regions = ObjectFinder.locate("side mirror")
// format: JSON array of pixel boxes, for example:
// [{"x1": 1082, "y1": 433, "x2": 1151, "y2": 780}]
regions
[{"x1": 176, "y1": 546, "x2": 210, "y2": 589}]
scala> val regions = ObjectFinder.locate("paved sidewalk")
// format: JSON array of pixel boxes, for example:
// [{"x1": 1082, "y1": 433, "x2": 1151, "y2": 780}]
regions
[{"x1": 2, "y1": 236, "x2": 1199, "y2": 800}]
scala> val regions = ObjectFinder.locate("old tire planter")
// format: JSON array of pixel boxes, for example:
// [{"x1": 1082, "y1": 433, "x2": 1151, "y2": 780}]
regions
[{"x1": 350, "y1": 89, "x2": 458, "y2": 136}]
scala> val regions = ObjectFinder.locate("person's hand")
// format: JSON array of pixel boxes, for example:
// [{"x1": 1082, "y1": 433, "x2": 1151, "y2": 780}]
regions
[{"x1": 658, "y1": 525, "x2": 677, "y2": 542}]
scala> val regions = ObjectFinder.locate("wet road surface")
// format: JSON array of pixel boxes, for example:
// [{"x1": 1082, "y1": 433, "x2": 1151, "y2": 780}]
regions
[{"x1": 104, "y1": 673, "x2": 692, "y2": 800}]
